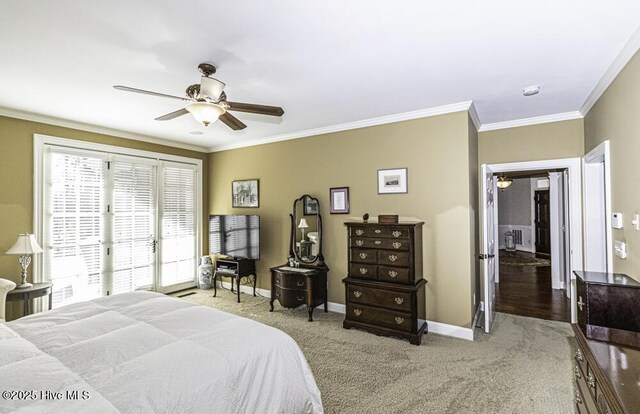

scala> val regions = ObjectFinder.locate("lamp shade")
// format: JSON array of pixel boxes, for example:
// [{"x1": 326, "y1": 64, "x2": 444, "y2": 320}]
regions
[
  {"x1": 186, "y1": 102, "x2": 225, "y2": 126},
  {"x1": 298, "y1": 218, "x2": 309, "y2": 229},
  {"x1": 496, "y1": 176, "x2": 513, "y2": 190},
  {"x1": 6, "y1": 233, "x2": 43, "y2": 255}
]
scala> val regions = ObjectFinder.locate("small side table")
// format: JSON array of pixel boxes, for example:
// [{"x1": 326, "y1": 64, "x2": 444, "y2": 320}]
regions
[
  {"x1": 212, "y1": 258, "x2": 257, "y2": 303},
  {"x1": 7, "y1": 282, "x2": 53, "y2": 316}
]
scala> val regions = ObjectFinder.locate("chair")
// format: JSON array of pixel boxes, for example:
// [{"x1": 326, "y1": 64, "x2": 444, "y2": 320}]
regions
[{"x1": 0, "y1": 278, "x2": 17, "y2": 322}]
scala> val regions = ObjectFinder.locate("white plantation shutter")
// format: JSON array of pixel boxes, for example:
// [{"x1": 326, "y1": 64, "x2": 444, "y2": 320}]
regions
[
  {"x1": 112, "y1": 160, "x2": 157, "y2": 294},
  {"x1": 44, "y1": 149, "x2": 106, "y2": 307},
  {"x1": 160, "y1": 163, "x2": 197, "y2": 288}
]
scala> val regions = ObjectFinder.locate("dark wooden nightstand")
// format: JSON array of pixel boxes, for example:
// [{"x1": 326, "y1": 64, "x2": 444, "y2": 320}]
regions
[
  {"x1": 213, "y1": 258, "x2": 257, "y2": 303},
  {"x1": 270, "y1": 265, "x2": 328, "y2": 321},
  {"x1": 7, "y1": 282, "x2": 53, "y2": 316}
]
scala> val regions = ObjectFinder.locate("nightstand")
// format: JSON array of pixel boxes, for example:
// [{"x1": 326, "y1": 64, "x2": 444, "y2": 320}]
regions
[{"x1": 7, "y1": 282, "x2": 53, "y2": 316}]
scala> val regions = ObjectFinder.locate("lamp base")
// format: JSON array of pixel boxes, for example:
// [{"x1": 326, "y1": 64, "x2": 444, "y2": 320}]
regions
[{"x1": 16, "y1": 282, "x2": 33, "y2": 289}]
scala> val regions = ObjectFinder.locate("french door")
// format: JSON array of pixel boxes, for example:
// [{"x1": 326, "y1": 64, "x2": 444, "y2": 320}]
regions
[{"x1": 42, "y1": 145, "x2": 199, "y2": 308}]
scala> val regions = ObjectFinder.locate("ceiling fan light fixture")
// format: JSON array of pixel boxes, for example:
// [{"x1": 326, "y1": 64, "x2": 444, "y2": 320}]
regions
[
  {"x1": 496, "y1": 175, "x2": 513, "y2": 191},
  {"x1": 186, "y1": 102, "x2": 225, "y2": 126}
]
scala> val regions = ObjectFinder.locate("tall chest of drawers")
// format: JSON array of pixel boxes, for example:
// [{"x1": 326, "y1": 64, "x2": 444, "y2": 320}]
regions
[{"x1": 342, "y1": 222, "x2": 427, "y2": 345}]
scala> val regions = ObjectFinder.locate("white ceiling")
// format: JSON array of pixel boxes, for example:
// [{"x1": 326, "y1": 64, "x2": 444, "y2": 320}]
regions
[{"x1": 1, "y1": 1, "x2": 639, "y2": 152}]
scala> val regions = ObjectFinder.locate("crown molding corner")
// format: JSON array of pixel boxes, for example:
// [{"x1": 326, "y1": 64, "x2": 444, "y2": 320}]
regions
[
  {"x1": 0, "y1": 107, "x2": 209, "y2": 153},
  {"x1": 478, "y1": 111, "x2": 584, "y2": 132},
  {"x1": 208, "y1": 100, "x2": 473, "y2": 152},
  {"x1": 579, "y1": 25, "x2": 640, "y2": 116},
  {"x1": 468, "y1": 101, "x2": 481, "y2": 131}
]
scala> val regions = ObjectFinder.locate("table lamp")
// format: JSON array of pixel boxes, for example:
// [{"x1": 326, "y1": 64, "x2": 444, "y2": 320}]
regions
[
  {"x1": 6, "y1": 233, "x2": 43, "y2": 289},
  {"x1": 298, "y1": 218, "x2": 309, "y2": 241}
]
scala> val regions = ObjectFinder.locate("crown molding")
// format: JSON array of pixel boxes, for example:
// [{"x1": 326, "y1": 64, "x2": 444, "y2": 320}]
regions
[
  {"x1": 208, "y1": 101, "x2": 473, "y2": 152},
  {"x1": 478, "y1": 111, "x2": 583, "y2": 132},
  {"x1": 0, "y1": 107, "x2": 209, "y2": 153},
  {"x1": 468, "y1": 101, "x2": 481, "y2": 131},
  {"x1": 580, "y1": 25, "x2": 640, "y2": 117}
]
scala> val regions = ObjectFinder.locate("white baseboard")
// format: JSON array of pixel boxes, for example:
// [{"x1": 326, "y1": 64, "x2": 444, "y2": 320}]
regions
[{"x1": 212, "y1": 282, "x2": 473, "y2": 341}]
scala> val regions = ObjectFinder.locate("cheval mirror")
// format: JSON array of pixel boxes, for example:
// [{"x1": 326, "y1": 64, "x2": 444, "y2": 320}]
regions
[{"x1": 289, "y1": 194, "x2": 325, "y2": 266}]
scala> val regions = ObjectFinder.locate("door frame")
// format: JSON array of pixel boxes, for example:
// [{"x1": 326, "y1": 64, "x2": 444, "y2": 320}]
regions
[
  {"x1": 483, "y1": 158, "x2": 582, "y2": 324},
  {"x1": 583, "y1": 141, "x2": 613, "y2": 273}
]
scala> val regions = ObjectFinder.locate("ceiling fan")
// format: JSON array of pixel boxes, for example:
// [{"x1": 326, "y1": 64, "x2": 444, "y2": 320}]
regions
[{"x1": 114, "y1": 63, "x2": 284, "y2": 130}]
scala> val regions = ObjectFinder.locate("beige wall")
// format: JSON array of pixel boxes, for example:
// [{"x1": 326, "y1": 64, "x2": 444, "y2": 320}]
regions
[
  {"x1": 0, "y1": 116, "x2": 209, "y2": 317},
  {"x1": 584, "y1": 49, "x2": 640, "y2": 281},
  {"x1": 209, "y1": 111, "x2": 478, "y2": 328},
  {"x1": 479, "y1": 119, "x2": 584, "y2": 165}
]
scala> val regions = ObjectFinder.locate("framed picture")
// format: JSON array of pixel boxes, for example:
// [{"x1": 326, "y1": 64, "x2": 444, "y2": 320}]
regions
[
  {"x1": 232, "y1": 179, "x2": 259, "y2": 208},
  {"x1": 330, "y1": 187, "x2": 350, "y2": 214},
  {"x1": 303, "y1": 195, "x2": 319, "y2": 215},
  {"x1": 377, "y1": 168, "x2": 408, "y2": 194}
]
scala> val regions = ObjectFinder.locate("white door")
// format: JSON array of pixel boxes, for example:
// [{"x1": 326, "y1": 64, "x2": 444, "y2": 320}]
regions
[{"x1": 481, "y1": 164, "x2": 497, "y2": 333}]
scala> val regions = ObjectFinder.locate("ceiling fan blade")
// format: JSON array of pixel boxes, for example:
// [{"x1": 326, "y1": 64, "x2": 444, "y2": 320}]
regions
[
  {"x1": 113, "y1": 85, "x2": 190, "y2": 102},
  {"x1": 155, "y1": 108, "x2": 189, "y2": 121},
  {"x1": 219, "y1": 112, "x2": 247, "y2": 130},
  {"x1": 200, "y1": 76, "x2": 225, "y2": 101},
  {"x1": 226, "y1": 101, "x2": 284, "y2": 117}
]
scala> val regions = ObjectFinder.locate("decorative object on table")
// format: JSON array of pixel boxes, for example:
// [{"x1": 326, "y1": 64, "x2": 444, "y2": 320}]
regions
[
  {"x1": 298, "y1": 218, "x2": 309, "y2": 241},
  {"x1": 0, "y1": 278, "x2": 17, "y2": 322},
  {"x1": 377, "y1": 168, "x2": 408, "y2": 194},
  {"x1": 378, "y1": 214, "x2": 399, "y2": 224},
  {"x1": 362, "y1": 213, "x2": 369, "y2": 223},
  {"x1": 303, "y1": 195, "x2": 319, "y2": 215},
  {"x1": 329, "y1": 187, "x2": 350, "y2": 214},
  {"x1": 6, "y1": 233, "x2": 43, "y2": 289},
  {"x1": 198, "y1": 256, "x2": 214, "y2": 289},
  {"x1": 270, "y1": 194, "x2": 328, "y2": 321},
  {"x1": 232, "y1": 179, "x2": 259, "y2": 208},
  {"x1": 496, "y1": 175, "x2": 513, "y2": 191}
]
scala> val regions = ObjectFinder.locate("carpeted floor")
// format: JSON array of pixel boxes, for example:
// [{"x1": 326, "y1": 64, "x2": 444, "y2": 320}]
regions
[{"x1": 173, "y1": 288, "x2": 575, "y2": 414}]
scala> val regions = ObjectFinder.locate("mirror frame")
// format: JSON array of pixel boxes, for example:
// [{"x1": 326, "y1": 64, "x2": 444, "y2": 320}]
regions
[{"x1": 289, "y1": 194, "x2": 325, "y2": 266}]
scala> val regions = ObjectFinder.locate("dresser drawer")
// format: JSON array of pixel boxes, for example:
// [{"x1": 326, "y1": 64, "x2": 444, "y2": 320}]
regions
[
  {"x1": 595, "y1": 381, "x2": 612, "y2": 414},
  {"x1": 377, "y1": 266, "x2": 411, "y2": 283},
  {"x1": 347, "y1": 303, "x2": 413, "y2": 332},
  {"x1": 349, "y1": 263, "x2": 378, "y2": 280},
  {"x1": 378, "y1": 251, "x2": 409, "y2": 267},
  {"x1": 574, "y1": 363, "x2": 598, "y2": 414},
  {"x1": 351, "y1": 226, "x2": 410, "y2": 239},
  {"x1": 273, "y1": 273, "x2": 307, "y2": 289},
  {"x1": 347, "y1": 285, "x2": 412, "y2": 312},
  {"x1": 351, "y1": 238, "x2": 410, "y2": 251},
  {"x1": 351, "y1": 248, "x2": 377, "y2": 264},
  {"x1": 273, "y1": 287, "x2": 307, "y2": 308}
]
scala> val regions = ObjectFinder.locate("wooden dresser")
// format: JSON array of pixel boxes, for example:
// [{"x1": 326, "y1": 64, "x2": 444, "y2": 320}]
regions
[
  {"x1": 572, "y1": 271, "x2": 640, "y2": 413},
  {"x1": 270, "y1": 265, "x2": 328, "y2": 322},
  {"x1": 342, "y1": 222, "x2": 427, "y2": 345}
]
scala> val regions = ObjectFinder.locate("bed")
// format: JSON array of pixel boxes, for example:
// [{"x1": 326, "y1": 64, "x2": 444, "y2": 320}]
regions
[{"x1": 0, "y1": 291, "x2": 323, "y2": 413}]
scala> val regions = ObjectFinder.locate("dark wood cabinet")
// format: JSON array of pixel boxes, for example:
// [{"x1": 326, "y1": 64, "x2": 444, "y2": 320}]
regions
[
  {"x1": 343, "y1": 222, "x2": 427, "y2": 345},
  {"x1": 269, "y1": 265, "x2": 328, "y2": 321}
]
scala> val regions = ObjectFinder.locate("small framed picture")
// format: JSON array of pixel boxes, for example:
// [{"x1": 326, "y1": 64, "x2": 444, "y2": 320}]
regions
[
  {"x1": 232, "y1": 179, "x2": 259, "y2": 208},
  {"x1": 304, "y1": 196, "x2": 319, "y2": 215},
  {"x1": 330, "y1": 187, "x2": 350, "y2": 214},
  {"x1": 378, "y1": 168, "x2": 408, "y2": 194}
]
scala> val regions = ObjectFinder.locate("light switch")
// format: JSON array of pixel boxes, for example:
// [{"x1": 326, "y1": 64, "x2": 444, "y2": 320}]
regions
[
  {"x1": 633, "y1": 214, "x2": 640, "y2": 231},
  {"x1": 612, "y1": 212, "x2": 623, "y2": 229},
  {"x1": 615, "y1": 240, "x2": 627, "y2": 259}
]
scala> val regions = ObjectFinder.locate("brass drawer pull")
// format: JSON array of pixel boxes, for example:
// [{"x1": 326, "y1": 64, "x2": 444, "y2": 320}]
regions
[
  {"x1": 353, "y1": 309, "x2": 362, "y2": 316},
  {"x1": 359, "y1": 268, "x2": 368, "y2": 275},
  {"x1": 297, "y1": 281, "x2": 305, "y2": 287},
  {"x1": 297, "y1": 296, "x2": 305, "y2": 301},
  {"x1": 392, "y1": 231, "x2": 401, "y2": 237},
  {"x1": 574, "y1": 365, "x2": 581, "y2": 379},
  {"x1": 389, "y1": 255, "x2": 398, "y2": 262},
  {"x1": 375, "y1": 240, "x2": 382, "y2": 245},
  {"x1": 587, "y1": 373, "x2": 595, "y2": 388},
  {"x1": 356, "y1": 229, "x2": 364, "y2": 236},
  {"x1": 374, "y1": 229, "x2": 382, "y2": 234},
  {"x1": 578, "y1": 296, "x2": 584, "y2": 311},
  {"x1": 394, "y1": 297, "x2": 404, "y2": 305},
  {"x1": 392, "y1": 242, "x2": 402, "y2": 249},
  {"x1": 356, "y1": 240, "x2": 364, "y2": 246},
  {"x1": 575, "y1": 391, "x2": 582, "y2": 405},
  {"x1": 275, "y1": 276, "x2": 280, "y2": 283},
  {"x1": 388, "y1": 270, "x2": 398, "y2": 278},
  {"x1": 574, "y1": 350, "x2": 583, "y2": 362},
  {"x1": 353, "y1": 290, "x2": 362, "y2": 298},
  {"x1": 394, "y1": 317, "x2": 404, "y2": 325},
  {"x1": 359, "y1": 252, "x2": 368, "y2": 259}
]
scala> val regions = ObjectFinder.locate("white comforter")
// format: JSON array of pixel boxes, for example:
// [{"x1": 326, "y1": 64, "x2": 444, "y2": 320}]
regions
[{"x1": 0, "y1": 291, "x2": 323, "y2": 414}]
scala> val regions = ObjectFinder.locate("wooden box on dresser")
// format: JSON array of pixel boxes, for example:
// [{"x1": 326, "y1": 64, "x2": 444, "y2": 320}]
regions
[
  {"x1": 572, "y1": 271, "x2": 640, "y2": 414},
  {"x1": 342, "y1": 222, "x2": 427, "y2": 345}
]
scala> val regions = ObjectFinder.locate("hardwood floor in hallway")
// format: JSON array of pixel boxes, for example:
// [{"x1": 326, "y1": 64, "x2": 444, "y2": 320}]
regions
[{"x1": 495, "y1": 250, "x2": 570, "y2": 323}]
